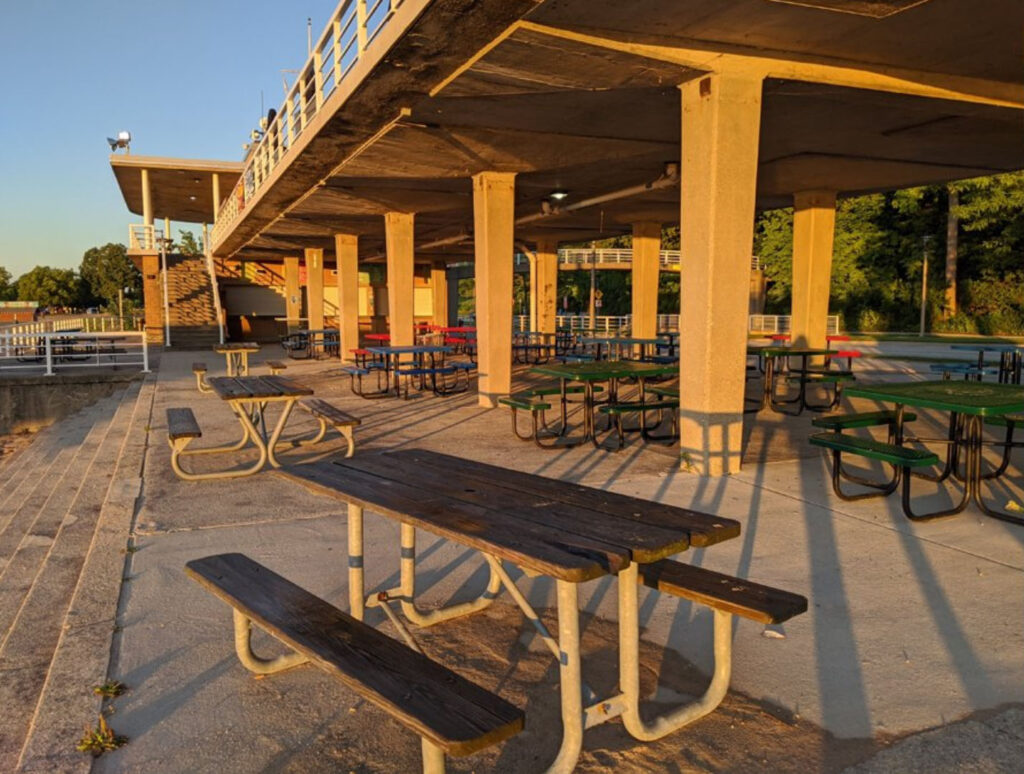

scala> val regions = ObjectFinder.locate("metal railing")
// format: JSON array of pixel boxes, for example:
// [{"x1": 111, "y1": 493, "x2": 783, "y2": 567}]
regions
[
  {"x1": 128, "y1": 224, "x2": 164, "y2": 252},
  {"x1": 515, "y1": 250, "x2": 761, "y2": 271},
  {"x1": 0, "y1": 331, "x2": 150, "y2": 376},
  {"x1": 212, "y1": 0, "x2": 405, "y2": 246},
  {"x1": 749, "y1": 315, "x2": 840, "y2": 335},
  {"x1": 0, "y1": 316, "x2": 144, "y2": 336}
]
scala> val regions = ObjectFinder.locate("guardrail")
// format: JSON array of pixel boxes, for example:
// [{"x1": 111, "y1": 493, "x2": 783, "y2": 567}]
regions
[
  {"x1": 0, "y1": 316, "x2": 144, "y2": 336},
  {"x1": 749, "y1": 315, "x2": 840, "y2": 335},
  {"x1": 128, "y1": 224, "x2": 165, "y2": 252},
  {"x1": 514, "y1": 250, "x2": 761, "y2": 270},
  {"x1": 213, "y1": 0, "x2": 404, "y2": 247},
  {"x1": 0, "y1": 331, "x2": 150, "y2": 376}
]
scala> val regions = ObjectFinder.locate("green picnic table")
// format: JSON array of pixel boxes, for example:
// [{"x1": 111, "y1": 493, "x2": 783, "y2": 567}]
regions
[
  {"x1": 746, "y1": 346, "x2": 832, "y2": 413},
  {"x1": 531, "y1": 361, "x2": 676, "y2": 447},
  {"x1": 844, "y1": 380, "x2": 1024, "y2": 523}
]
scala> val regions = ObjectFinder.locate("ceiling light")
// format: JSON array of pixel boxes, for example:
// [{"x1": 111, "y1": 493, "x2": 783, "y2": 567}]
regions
[
  {"x1": 549, "y1": 190, "x2": 569, "y2": 201},
  {"x1": 189, "y1": 195, "x2": 197, "y2": 201}
]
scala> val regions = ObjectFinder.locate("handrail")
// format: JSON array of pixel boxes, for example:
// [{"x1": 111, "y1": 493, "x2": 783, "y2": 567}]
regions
[
  {"x1": 0, "y1": 331, "x2": 150, "y2": 376},
  {"x1": 212, "y1": 0, "x2": 406, "y2": 247}
]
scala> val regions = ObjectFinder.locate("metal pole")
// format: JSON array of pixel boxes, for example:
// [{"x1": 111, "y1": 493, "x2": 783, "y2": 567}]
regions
[
  {"x1": 588, "y1": 249, "x2": 596, "y2": 330},
  {"x1": 920, "y1": 236, "x2": 933, "y2": 337},
  {"x1": 118, "y1": 288, "x2": 124, "y2": 329}
]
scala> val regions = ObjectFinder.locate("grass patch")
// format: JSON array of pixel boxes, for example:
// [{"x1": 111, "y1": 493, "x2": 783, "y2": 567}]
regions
[
  {"x1": 76, "y1": 716, "x2": 127, "y2": 757},
  {"x1": 92, "y1": 680, "x2": 126, "y2": 699}
]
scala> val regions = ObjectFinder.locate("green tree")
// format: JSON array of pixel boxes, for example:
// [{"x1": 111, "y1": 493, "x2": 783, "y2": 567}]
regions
[
  {"x1": 0, "y1": 265, "x2": 15, "y2": 301},
  {"x1": 80, "y1": 243, "x2": 141, "y2": 312},
  {"x1": 177, "y1": 230, "x2": 204, "y2": 256},
  {"x1": 16, "y1": 266, "x2": 83, "y2": 309}
]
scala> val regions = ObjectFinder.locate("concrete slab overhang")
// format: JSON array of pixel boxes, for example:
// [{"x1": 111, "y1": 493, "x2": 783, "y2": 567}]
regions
[
  {"x1": 110, "y1": 155, "x2": 243, "y2": 224},
  {"x1": 208, "y1": 0, "x2": 1024, "y2": 264}
]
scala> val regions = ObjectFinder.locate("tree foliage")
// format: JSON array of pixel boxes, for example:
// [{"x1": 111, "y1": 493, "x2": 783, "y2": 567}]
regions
[
  {"x1": 80, "y1": 243, "x2": 141, "y2": 312},
  {"x1": 16, "y1": 266, "x2": 83, "y2": 308},
  {"x1": 0, "y1": 266, "x2": 15, "y2": 301}
]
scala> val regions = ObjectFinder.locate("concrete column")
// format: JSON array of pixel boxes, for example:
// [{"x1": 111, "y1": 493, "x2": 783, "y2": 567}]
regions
[
  {"x1": 527, "y1": 252, "x2": 538, "y2": 332},
  {"x1": 335, "y1": 234, "x2": 360, "y2": 359},
  {"x1": 430, "y1": 261, "x2": 448, "y2": 327},
  {"x1": 284, "y1": 256, "x2": 301, "y2": 329},
  {"x1": 305, "y1": 248, "x2": 325, "y2": 332},
  {"x1": 385, "y1": 212, "x2": 415, "y2": 347},
  {"x1": 678, "y1": 72, "x2": 763, "y2": 476},
  {"x1": 212, "y1": 172, "x2": 221, "y2": 222},
  {"x1": 535, "y1": 239, "x2": 559, "y2": 334},
  {"x1": 141, "y1": 169, "x2": 153, "y2": 227},
  {"x1": 790, "y1": 190, "x2": 837, "y2": 349},
  {"x1": 141, "y1": 253, "x2": 163, "y2": 344},
  {"x1": 472, "y1": 171, "x2": 516, "y2": 407},
  {"x1": 630, "y1": 222, "x2": 661, "y2": 339}
]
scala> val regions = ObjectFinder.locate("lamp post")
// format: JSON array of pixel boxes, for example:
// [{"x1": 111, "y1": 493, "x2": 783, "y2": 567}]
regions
[{"x1": 920, "y1": 235, "x2": 934, "y2": 337}]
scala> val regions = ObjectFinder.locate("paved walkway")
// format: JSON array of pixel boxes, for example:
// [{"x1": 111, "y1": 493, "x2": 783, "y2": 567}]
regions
[{"x1": 1, "y1": 347, "x2": 1022, "y2": 772}]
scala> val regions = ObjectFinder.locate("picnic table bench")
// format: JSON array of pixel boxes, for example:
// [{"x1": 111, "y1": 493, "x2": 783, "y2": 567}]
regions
[
  {"x1": 297, "y1": 397, "x2": 360, "y2": 457},
  {"x1": 276, "y1": 449, "x2": 805, "y2": 771},
  {"x1": 186, "y1": 553, "x2": 523, "y2": 772}
]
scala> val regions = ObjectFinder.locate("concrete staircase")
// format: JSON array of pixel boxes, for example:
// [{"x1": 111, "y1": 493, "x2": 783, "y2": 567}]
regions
[
  {"x1": 166, "y1": 255, "x2": 220, "y2": 350},
  {"x1": 0, "y1": 379, "x2": 152, "y2": 773}
]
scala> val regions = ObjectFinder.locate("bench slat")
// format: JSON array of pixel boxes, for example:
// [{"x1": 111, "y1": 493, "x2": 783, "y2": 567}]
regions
[
  {"x1": 498, "y1": 394, "x2": 551, "y2": 411},
  {"x1": 638, "y1": 559, "x2": 807, "y2": 625},
  {"x1": 809, "y1": 432, "x2": 938, "y2": 466},
  {"x1": 167, "y1": 408, "x2": 201, "y2": 440},
  {"x1": 186, "y1": 554, "x2": 523, "y2": 756},
  {"x1": 192, "y1": 362, "x2": 207, "y2": 374},
  {"x1": 300, "y1": 398, "x2": 360, "y2": 427},
  {"x1": 811, "y1": 410, "x2": 917, "y2": 430},
  {"x1": 599, "y1": 400, "x2": 679, "y2": 415}
]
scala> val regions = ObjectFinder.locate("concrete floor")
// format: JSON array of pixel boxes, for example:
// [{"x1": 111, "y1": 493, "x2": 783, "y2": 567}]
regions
[{"x1": 86, "y1": 347, "x2": 1024, "y2": 771}]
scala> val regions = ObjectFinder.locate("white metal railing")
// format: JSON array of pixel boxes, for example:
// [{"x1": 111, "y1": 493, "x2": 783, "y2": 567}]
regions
[
  {"x1": 128, "y1": 224, "x2": 165, "y2": 251},
  {"x1": 515, "y1": 250, "x2": 761, "y2": 271},
  {"x1": 0, "y1": 331, "x2": 150, "y2": 376},
  {"x1": 0, "y1": 316, "x2": 144, "y2": 336},
  {"x1": 748, "y1": 315, "x2": 840, "y2": 335},
  {"x1": 212, "y1": 0, "x2": 405, "y2": 246}
]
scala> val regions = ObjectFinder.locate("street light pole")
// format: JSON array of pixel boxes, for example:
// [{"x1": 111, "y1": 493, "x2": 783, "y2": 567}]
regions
[{"x1": 920, "y1": 236, "x2": 933, "y2": 337}]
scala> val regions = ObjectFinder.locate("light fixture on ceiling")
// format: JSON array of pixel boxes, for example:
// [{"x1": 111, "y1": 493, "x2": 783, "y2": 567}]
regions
[
  {"x1": 106, "y1": 130, "x2": 132, "y2": 153},
  {"x1": 549, "y1": 190, "x2": 569, "y2": 201},
  {"x1": 189, "y1": 195, "x2": 197, "y2": 201}
]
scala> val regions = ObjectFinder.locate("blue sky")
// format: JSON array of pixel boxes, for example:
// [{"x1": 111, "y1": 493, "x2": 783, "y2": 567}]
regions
[{"x1": 0, "y1": 0, "x2": 338, "y2": 277}]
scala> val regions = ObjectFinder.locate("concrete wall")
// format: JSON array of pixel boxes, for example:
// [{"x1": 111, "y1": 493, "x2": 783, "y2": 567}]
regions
[{"x1": 0, "y1": 373, "x2": 141, "y2": 435}]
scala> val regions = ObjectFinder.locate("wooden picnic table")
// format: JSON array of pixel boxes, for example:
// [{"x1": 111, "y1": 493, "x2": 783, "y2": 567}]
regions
[
  {"x1": 214, "y1": 342, "x2": 260, "y2": 376},
  {"x1": 531, "y1": 361, "x2": 676, "y2": 446},
  {"x1": 204, "y1": 375, "x2": 313, "y2": 474},
  {"x1": 279, "y1": 448, "x2": 741, "y2": 772},
  {"x1": 844, "y1": 380, "x2": 1024, "y2": 523}
]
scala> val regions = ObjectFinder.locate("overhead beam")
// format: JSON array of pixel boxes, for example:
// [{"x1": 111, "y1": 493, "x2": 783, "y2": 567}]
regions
[{"x1": 516, "y1": 21, "x2": 1024, "y2": 110}]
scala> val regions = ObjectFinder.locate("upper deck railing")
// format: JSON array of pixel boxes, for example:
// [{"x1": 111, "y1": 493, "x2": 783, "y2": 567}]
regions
[{"x1": 212, "y1": 0, "x2": 405, "y2": 247}]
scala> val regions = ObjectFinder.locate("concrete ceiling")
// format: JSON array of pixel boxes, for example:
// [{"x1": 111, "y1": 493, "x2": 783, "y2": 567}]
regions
[
  {"x1": 110, "y1": 156, "x2": 243, "y2": 224},
  {"x1": 190, "y1": 0, "x2": 1023, "y2": 264}
]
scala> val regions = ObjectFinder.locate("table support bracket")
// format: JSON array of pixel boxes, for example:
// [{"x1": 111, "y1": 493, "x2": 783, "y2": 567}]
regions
[{"x1": 232, "y1": 609, "x2": 309, "y2": 674}]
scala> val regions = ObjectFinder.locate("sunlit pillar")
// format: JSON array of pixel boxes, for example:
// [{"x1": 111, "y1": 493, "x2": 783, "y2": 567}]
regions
[
  {"x1": 430, "y1": 261, "x2": 448, "y2": 327},
  {"x1": 473, "y1": 172, "x2": 516, "y2": 407},
  {"x1": 535, "y1": 239, "x2": 559, "y2": 335},
  {"x1": 212, "y1": 172, "x2": 221, "y2": 222},
  {"x1": 385, "y1": 212, "x2": 415, "y2": 347},
  {"x1": 141, "y1": 169, "x2": 153, "y2": 227},
  {"x1": 678, "y1": 71, "x2": 763, "y2": 476},
  {"x1": 790, "y1": 190, "x2": 837, "y2": 350},
  {"x1": 284, "y1": 256, "x2": 301, "y2": 330},
  {"x1": 335, "y1": 234, "x2": 360, "y2": 359},
  {"x1": 631, "y1": 221, "x2": 661, "y2": 339},
  {"x1": 305, "y1": 247, "x2": 325, "y2": 332}
]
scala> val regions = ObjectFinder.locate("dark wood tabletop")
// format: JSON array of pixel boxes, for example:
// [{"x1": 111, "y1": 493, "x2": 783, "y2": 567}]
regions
[
  {"x1": 208, "y1": 375, "x2": 314, "y2": 400},
  {"x1": 280, "y1": 449, "x2": 740, "y2": 582}
]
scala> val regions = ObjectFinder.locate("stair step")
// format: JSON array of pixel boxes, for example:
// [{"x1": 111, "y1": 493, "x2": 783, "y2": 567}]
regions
[
  {"x1": 0, "y1": 382, "x2": 141, "y2": 772},
  {"x1": 15, "y1": 378, "x2": 152, "y2": 773}
]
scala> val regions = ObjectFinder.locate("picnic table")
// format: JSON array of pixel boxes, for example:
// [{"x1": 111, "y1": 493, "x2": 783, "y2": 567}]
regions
[
  {"x1": 367, "y1": 345, "x2": 458, "y2": 397},
  {"x1": 842, "y1": 380, "x2": 1024, "y2": 523},
  {"x1": 278, "y1": 449, "x2": 773, "y2": 772},
  {"x1": 949, "y1": 343, "x2": 1021, "y2": 384},
  {"x1": 513, "y1": 331, "x2": 558, "y2": 364},
  {"x1": 168, "y1": 375, "x2": 313, "y2": 480},
  {"x1": 579, "y1": 336, "x2": 663, "y2": 362},
  {"x1": 746, "y1": 346, "x2": 833, "y2": 413},
  {"x1": 531, "y1": 360, "x2": 676, "y2": 446},
  {"x1": 214, "y1": 342, "x2": 260, "y2": 376}
]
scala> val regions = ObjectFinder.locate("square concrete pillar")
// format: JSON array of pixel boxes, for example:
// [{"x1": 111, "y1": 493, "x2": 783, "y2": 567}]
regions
[
  {"x1": 430, "y1": 261, "x2": 448, "y2": 327},
  {"x1": 630, "y1": 222, "x2": 662, "y2": 339},
  {"x1": 535, "y1": 239, "x2": 559, "y2": 335},
  {"x1": 385, "y1": 212, "x2": 415, "y2": 347},
  {"x1": 140, "y1": 253, "x2": 163, "y2": 344},
  {"x1": 284, "y1": 256, "x2": 301, "y2": 331},
  {"x1": 335, "y1": 234, "x2": 360, "y2": 359},
  {"x1": 790, "y1": 190, "x2": 837, "y2": 349},
  {"x1": 304, "y1": 248, "x2": 325, "y2": 333},
  {"x1": 472, "y1": 171, "x2": 516, "y2": 407},
  {"x1": 678, "y1": 72, "x2": 763, "y2": 476}
]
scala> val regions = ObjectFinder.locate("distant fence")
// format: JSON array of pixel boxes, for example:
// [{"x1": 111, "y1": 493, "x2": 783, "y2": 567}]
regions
[
  {"x1": 0, "y1": 316, "x2": 144, "y2": 337},
  {"x1": 749, "y1": 315, "x2": 840, "y2": 335},
  {"x1": 512, "y1": 314, "x2": 838, "y2": 335},
  {"x1": 0, "y1": 331, "x2": 150, "y2": 376}
]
